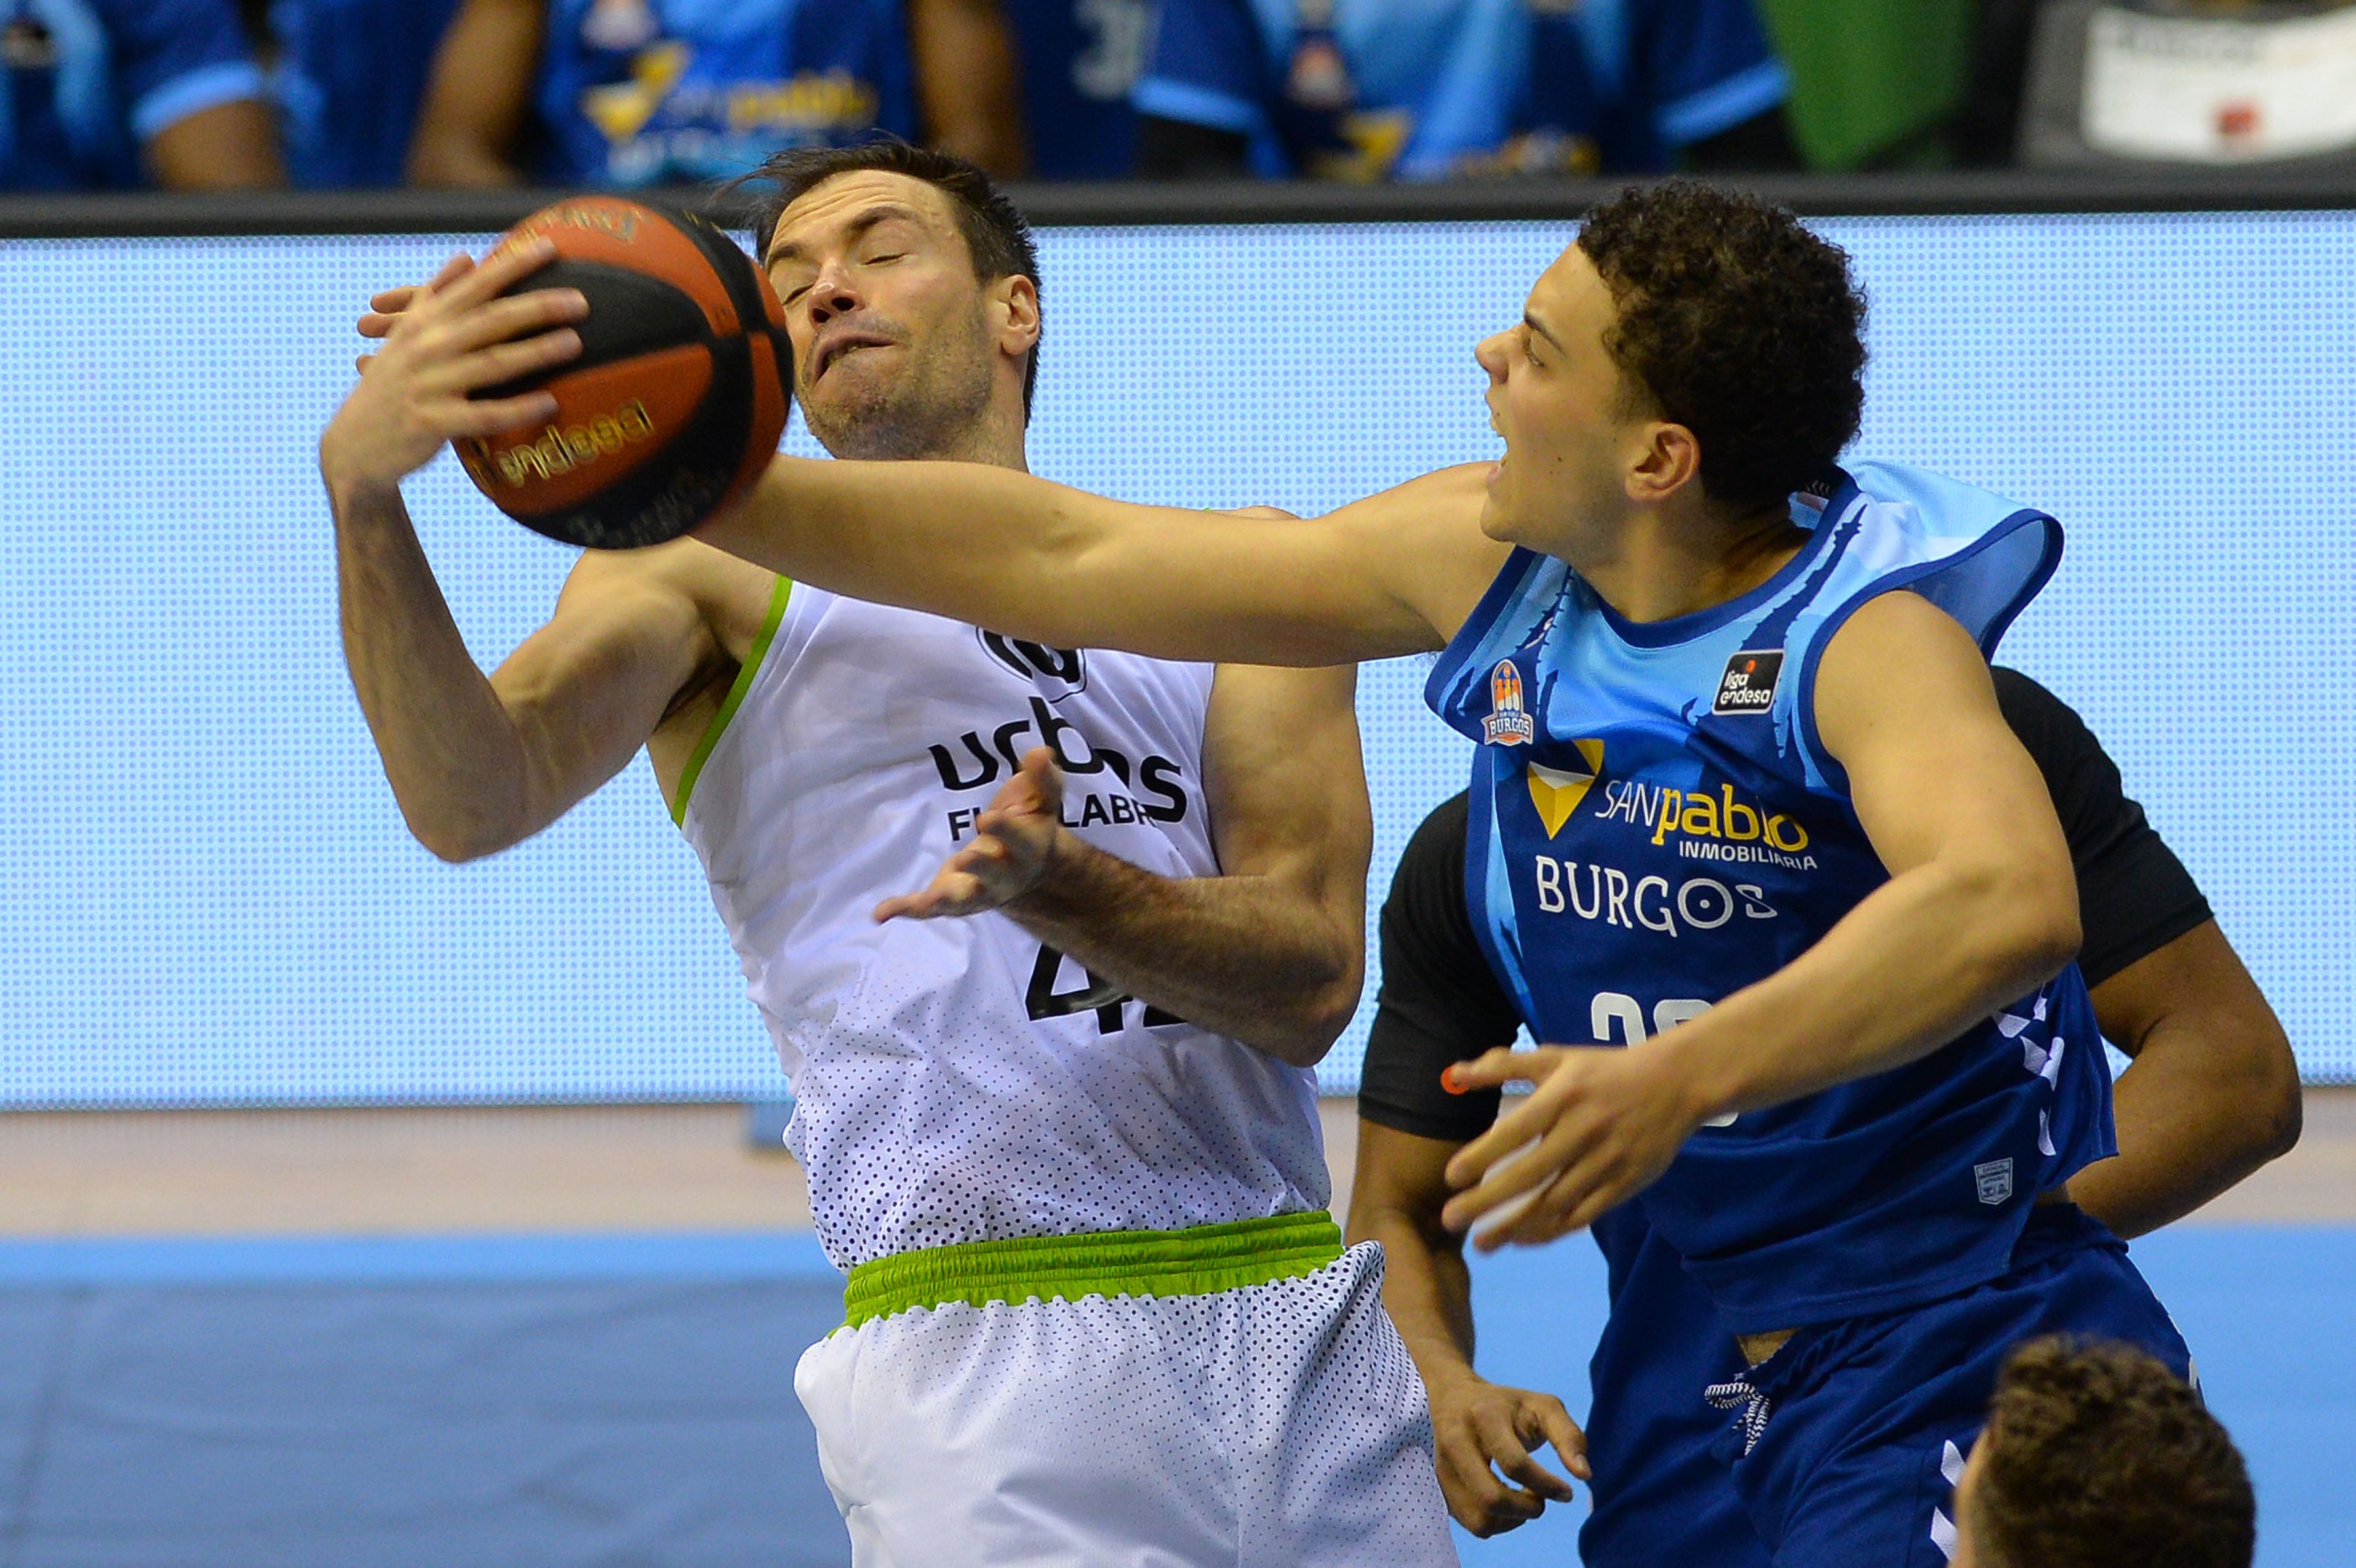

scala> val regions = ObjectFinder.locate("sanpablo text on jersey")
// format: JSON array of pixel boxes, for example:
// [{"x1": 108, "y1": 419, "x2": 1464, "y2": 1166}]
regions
[{"x1": 1592, "y1": 778, "x2": 1817, "y2": 866}]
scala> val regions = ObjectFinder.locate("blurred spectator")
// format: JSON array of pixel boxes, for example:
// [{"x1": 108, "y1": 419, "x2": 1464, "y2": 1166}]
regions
[
  {"x1": 266, "y1": 0, "x2": 463, "y2": 186},
  {"x1": 2019, "y1": 0, "x2": 2356, "y2": 169},
  {"x1": 409, "y1": 0, "x2": 1022, "y2": 189},
  {"x1": 1134, "y1": 0, "x2": 1794, "y2": 181},
  {"x1": 1001, "y1": 0, "x2": 1151, "y2": 176},
  {"x1": 2, "y1": 0, "x2": 283, "y2": 190}
]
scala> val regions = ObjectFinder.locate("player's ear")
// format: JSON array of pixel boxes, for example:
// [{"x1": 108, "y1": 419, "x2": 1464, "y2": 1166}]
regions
[
  {"x1": 1626, "y1": 419, "x2": 1702, "y2": 507},
  {"x1": 989, "y1": 272, "x2": 1040, "y2": 357}
]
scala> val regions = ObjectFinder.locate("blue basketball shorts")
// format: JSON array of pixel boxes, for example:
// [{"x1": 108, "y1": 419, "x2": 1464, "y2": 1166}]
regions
[{"x1": 1580, "y1": 1203, "x2": 2188, "y2": 1568}]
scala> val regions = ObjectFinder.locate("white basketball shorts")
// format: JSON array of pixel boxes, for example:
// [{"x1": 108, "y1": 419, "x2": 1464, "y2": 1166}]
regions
[{"x1": 794, "y1": 1212, "x2": 1457, "y2": 1567}]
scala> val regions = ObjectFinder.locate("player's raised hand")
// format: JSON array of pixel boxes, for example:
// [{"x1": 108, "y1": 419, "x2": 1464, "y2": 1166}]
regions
[
  {"x1": 1425, "y1": 1370, "x2": 1589, "y2": 1537},
  {"x1": 874, "y1": 747, "x2": 1066, "y2": 923},
  {"x1": 1437, "y1": 1044, "x2": 1701, "y2": 1250},
  {"x1": 320, "y1": 237, "x2": 587, "y2": 496},
  {"x1": 352, "y1": 266, "x2": 455, "y2": 349}
]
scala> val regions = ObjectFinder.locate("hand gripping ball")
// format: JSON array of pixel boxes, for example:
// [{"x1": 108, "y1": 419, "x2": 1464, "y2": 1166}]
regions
[{"x1": 457, "y1": 197, "x2": 793, "y2": 550}]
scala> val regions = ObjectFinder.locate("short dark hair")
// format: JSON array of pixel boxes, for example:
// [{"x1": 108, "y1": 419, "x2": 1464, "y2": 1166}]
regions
[
  {"x1": 1576, "y1": 180, "x2": 1866, "y2": 511},
  {"x1": 1975, "y1": 1338, "x2": 2254, "y2": 1568},
  {"x1": 732, "y1": 139, "x2": 1042, "y2": 418}
]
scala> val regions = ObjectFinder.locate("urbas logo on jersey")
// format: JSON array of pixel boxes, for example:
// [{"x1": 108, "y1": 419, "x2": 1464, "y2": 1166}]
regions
[
  {"x1": 929, "y1": 696, "x2": 1190, "y2": 842},
  {"x1": 1482, "y1": 660, "x2": 1536, "y2": 746},
  {"x1": 977, "y1": 630, "x2": 1087, "y2": 700},
  {"x1": 1526, "y1": 741, "x2": 1603, "y2": 836},
  {"x1": 1712, "y1": 649, "x2": 1783, "y2": 716}
]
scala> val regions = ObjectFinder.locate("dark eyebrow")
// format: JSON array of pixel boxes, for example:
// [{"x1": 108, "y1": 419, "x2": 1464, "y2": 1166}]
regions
[
  {"x1": 764, "y1": 202, "x2": 929, "y2": 269},
  {"x1": 1524, "y1": 310, "x2": 1567, "y2": 354}
]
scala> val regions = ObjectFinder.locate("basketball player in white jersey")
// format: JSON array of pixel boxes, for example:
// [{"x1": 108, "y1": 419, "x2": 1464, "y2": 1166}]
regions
[{"x1": 319, "y1": 141, "x2": 1457, "y2": 1566}]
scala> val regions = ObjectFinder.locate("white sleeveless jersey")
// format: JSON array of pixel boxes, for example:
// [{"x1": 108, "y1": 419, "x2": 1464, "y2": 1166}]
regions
[{"x1": 679, "y1": 579, "x2": 1330, "y2": 1269}]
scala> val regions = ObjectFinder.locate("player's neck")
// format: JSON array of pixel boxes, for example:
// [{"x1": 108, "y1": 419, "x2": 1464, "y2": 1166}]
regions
[
  {"x1": 907, "y1": 410, "x2": 1030, "y2": 472},
  {"x1": 1575, "y1": 499, "x2": 1808, "y2": 626}
]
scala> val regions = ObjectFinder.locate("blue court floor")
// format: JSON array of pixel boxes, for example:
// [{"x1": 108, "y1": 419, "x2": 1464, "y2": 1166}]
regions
[{"x1": 0, "y1": 1226, "x2": 2346, "y2": 1566}]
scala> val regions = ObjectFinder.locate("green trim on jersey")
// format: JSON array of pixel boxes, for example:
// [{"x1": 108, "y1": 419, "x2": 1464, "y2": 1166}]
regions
[
  {"x1": 670, "y1": 575, "x2": 793, "y2": 827},
  {"x1": 842, "y1": 1210, "x2": 1344, "y2": 1327}
]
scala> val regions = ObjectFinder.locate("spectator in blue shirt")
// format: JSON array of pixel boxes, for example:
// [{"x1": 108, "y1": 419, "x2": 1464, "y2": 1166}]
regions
[
  {"x1": 1000, "y1": 0, "x2": 1151, "y2": 177},
  {"x1": 408, "y1": 0, "x2": 1022, "y2": 188},
  {"x1": 268, "y1": 0, "x2": 462, "y2": 187},
  {"x1": 1135, "y1": 0, "x2": 1794, "y2": 181},
  {"x1": 3, "y1": 0, "x2": 283, "y2": 190}
]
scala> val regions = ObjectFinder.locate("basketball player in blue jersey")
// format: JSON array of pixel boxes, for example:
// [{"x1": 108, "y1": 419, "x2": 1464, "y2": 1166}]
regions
[
  {"x1": 328, "y1": 143, "x2": 1456, "y2": 1563},
  {"x1": 691, "y1": 179, "x2": 2211, "y2": 1563},
  {"x1": 1352, "y1": 679, "x2": 2298, "y2": 1559}
]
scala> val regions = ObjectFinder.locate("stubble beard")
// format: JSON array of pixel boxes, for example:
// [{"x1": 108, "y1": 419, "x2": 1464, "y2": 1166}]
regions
[{"x1": 799, "y1": 318, "x2": 997, "y2": 463}]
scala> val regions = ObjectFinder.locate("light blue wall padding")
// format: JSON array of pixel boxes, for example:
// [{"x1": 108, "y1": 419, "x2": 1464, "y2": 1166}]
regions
[{"x1": 0, "y1": 215, "x2": 2349, "y2": 1105}]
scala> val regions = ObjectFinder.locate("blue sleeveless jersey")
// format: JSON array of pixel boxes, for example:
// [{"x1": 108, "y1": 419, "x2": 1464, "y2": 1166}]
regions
[{"x1": 1427, "y1": 461, "x2": 2115, "y2": 1333}]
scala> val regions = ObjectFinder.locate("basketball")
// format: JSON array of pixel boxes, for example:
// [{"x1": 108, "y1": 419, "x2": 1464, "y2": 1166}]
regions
[{"x1": 455, "y1": 197, "x2": 792, "y2": 550}]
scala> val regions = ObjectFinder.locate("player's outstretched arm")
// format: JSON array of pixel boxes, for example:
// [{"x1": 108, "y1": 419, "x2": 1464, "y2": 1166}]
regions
[
  {"x1": 324, "y1": 245, "x2": 719, "y2": 861},
  {"x1": 700, "y1": 459, "x2": 1506, "y2": 667},
  {"x1": 876, "y1": 663, "x2": 1371, "y2": 1065},
  {"x1": 1442, "y1": 590, "x2": 2084, "y2": 1246},
  {"x1": 1348, "y1": 1121, "x2": 1588, "y2": 1535}
]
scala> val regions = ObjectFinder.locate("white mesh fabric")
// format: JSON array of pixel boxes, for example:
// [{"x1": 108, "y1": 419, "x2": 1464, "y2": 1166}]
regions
[
  {"x1": 681, "y1": 586, "x2": 1330, "y2": 1267},
  {"x1": 794, "y1": 1243, "x2": 1457, "y2": 1566}
]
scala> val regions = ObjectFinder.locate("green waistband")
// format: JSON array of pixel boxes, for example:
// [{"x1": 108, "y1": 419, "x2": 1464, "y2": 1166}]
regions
[{"x1": 842, "y1": 1210, "x2": 1344, "y2": 1327}]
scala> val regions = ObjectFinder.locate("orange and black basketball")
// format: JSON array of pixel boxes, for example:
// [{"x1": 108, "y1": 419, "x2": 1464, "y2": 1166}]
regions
[{"x1": 457, "y1": 197, "x2": 792, "y2": 550}]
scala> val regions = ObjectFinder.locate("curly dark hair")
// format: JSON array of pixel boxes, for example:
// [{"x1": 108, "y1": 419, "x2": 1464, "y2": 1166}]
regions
[
  {"x1": 729, "y1": 139, "x2": 1041, "y2": 419},
  {"x1": 1576, "y1": 181, "x2": 1866, "y2": 510},
  {"x1": 1973, "y1": 1338, "x2": 2253, "y2": 1568}
]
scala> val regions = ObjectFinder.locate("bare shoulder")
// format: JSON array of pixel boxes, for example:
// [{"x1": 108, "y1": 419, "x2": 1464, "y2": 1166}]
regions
[
  {"x1": 1330, "y1": 464, "x2": 1512, "y2": 644},
  {"x1": 557, "y1": 537, "x2": 782, "y2": 668},
  {"x1": 1813, "y1": 589, "x2": 2004, "y2": 761}
]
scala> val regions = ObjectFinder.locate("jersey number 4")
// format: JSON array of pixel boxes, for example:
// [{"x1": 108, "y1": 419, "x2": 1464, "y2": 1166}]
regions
[{"x1": 1026, "y1": 942, "x2": 1183, "y2": 1033}]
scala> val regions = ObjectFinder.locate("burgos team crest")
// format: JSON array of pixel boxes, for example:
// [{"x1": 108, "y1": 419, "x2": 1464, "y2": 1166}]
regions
[{"x1": 1482, "y1": 660, "x2": 1536, "y2": 746}]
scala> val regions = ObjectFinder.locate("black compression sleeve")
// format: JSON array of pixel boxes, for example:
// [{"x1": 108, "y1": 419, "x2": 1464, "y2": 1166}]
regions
[
  {"x1": 1994, "y1": 668, "x2": 2213, "y2": 989},
  {"x1": 1357, "y1": 793, "x2": 1522, "y2": 1142}
]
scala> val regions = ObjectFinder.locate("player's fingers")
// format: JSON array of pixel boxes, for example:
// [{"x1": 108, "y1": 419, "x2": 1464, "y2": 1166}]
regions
[
  {"x1": 439, "y1": 236, "x2": 557, "y2": 309},
  {"x1": 1433, "y1": 1434, "x2": 1517, "y2": 1535},
  {"x1": 416, "y1": 329, "x2": 583, "y2": 399},
  {"x1": 431, "y1": 389, "x2": 562, "y2": 438},
  {"x1": 1014, "y1": 745, "x2": 1064, "y2": 811},
  {"x1": 1469, "y1": 1404, "x2": 1546, "y2": 1489},
  {"x1": 1445, "y1": 1061, "x2": 1571, "y2": 1187},
  {"x1": 429, "y1": 251, "x2": 476, "y2": 287},
  {"x1": 1450, "y1": 1113, "x2": 1606, "y2": 1237},
  {"x1": 1441, "y1": 1046, "x2": 1525, "y2": 1096},
  {"x1": 368, "y1": 284, "x2": 421, "y2": 314},
  {"x1": 1484, "y1": 1138, "x2": 1619, "y2": 1251},
  {"x1": 1489, "y1": 1405, "x2": 1575, "y2": 1502},
  {"x1": 438, "y1": 287, "x2": 591, "y2": 355},
  {"x1": 1529, "y1": 1396, "x2": 1592, "y2": 1482}
]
